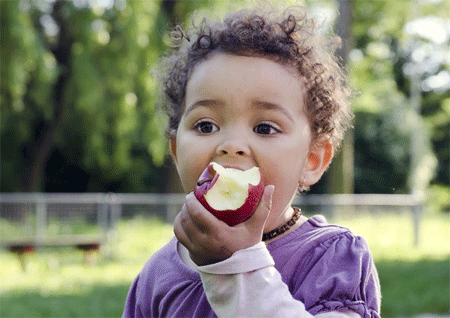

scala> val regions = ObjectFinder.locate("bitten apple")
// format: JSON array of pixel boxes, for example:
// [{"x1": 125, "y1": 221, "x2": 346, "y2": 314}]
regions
[{"x1": 194, "y1": 162, "x2": 265, "y2": 226}]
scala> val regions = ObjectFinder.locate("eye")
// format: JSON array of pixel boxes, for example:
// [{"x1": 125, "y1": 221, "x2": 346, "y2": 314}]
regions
[
  {"x1": 254, "y1": 122, "x2": 279, "y2": 135},
  {"x1": 194, "y1": 120, "x2": 219, "y2": 134}
]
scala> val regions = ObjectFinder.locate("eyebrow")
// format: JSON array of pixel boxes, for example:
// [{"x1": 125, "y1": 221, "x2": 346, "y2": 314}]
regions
[
  {"x1": 252, "y1": 100, "x2": 295, "y2": 123},
  {"x1": 184, "y1": 99, "x2": 224, "y2": 116},
  {"x1": 184, "y1": 99, "x2": 296, "y2": 123}
]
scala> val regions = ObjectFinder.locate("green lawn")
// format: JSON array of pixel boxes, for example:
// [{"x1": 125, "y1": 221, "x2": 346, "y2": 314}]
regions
[
  {"x1": 0, "y1": 213, "x2": 449, "y2": 317},
  {"x1": 0, "y1": 217, "x2": 173, "y2": 318},
  {"x1": 334, "y1": 212, "x2": 450, "y2": 261},
  {"x1": 334, "y1": 213, "x2": 450, "y2": 317}
]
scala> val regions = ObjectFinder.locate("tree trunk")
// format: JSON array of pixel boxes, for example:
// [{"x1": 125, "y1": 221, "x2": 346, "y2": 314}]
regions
[
  {"x1": 159, "y1": 0, "x2": 186, "y2": 194},
  {"x1": 21, "y1": 0, "x2": 73, "y2": 192},
  {"x1": 328, "y1": 0, "x2": 354, "y2": 194}
]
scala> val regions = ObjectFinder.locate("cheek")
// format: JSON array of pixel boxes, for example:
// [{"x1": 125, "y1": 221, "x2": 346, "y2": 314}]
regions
[
  {"x1": 176, "y1": 137, "x2": 213, "y2": 193},
  {"x1": 178, "y1": 164, "x2": 201, "y2": 193},
  {"x1": 266, "y1": 142, "x2": 309, "y2": 172},
  {"x1": 260, "y1": 142, "x2": 309, "y2": 191}
]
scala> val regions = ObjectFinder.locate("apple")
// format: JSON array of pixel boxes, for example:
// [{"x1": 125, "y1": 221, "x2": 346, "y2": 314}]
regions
[{"x1": 194, "y1": 162, "x2": 265, "y2": 226}]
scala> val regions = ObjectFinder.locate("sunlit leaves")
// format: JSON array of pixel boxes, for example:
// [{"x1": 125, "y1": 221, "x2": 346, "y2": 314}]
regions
[
  {"x1": 0, "y1": 0, "x2": 172, "y2": 191},
  {"x1": 349, "y1": 0, "x2": 449, "y2": 194}
]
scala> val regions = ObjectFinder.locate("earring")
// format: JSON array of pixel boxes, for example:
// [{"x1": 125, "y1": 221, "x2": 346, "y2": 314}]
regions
[{"x1": 298, "y1": 177, "x2": 307, "y2": 194}]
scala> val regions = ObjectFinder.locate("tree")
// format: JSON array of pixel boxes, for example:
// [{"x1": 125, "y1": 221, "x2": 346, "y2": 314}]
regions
[
  {"x1": 0, "y1": 0, "x2": 208, "y2": 193},
  {"x1": 2, "y1": 0, "x2": 448, "y2": 201},
  {"x1": 326, "y1": 0, "x2": 355, "y2": 194},
  {"x1": 348, "y1": 0, "x2": 449, "y2": 198}
]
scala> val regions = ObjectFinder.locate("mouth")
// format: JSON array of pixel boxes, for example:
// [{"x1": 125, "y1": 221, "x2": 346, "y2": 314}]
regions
[
  {"x1": 221, "y1": 165, "x2": 245, "y2": 171},
  {"x1": 216, "y1": 162, "x2": 258, "y2": 171},
  {"x1": 196, "y1": 163, "x2": 250, "y2": 187},
  {"x1": 196, "y1": 162, "x2": 261, "y2": 189},
  {"x1": 196, "y1": 164, "x2": 216, "y2": 186}
]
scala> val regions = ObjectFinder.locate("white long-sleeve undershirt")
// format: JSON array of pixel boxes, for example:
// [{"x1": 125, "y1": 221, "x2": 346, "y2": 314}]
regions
[{"x1": 177, "y1": 242, "x2": 361, "y2": 318}]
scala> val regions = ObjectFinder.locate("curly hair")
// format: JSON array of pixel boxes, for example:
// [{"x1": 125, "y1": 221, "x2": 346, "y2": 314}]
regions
[{"x1": 156, "y1": 7, "x2": 353, "y2": 149}]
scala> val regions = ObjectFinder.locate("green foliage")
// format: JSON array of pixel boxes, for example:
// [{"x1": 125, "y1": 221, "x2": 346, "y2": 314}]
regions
[
  {"x1": 428, "y1": 184, "x2": 450, "y2": 213},
  {"x1": 353, "y1": 110, "x2": 410, "y2": 194},
  {"x1": 1, "y1": 1, "x2": 57, "y2": 191},
  {"x1": 1, "y1": 0, "x2": 448, "y2": 196},
  {"x1": 350, "y1": 0, "x2": 450, "y2": 195},
  {"x1": 62, "y1": 1, "x2": 166, "y2": 175},
  {"x1": 0, "y1": 0, "x2": 199, "y2": 192}
]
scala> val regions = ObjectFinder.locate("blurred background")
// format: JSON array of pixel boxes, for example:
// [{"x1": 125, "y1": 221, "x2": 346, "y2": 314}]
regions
[{"x1": 0, "y1": 0, "x2": 449, "y2": 317}]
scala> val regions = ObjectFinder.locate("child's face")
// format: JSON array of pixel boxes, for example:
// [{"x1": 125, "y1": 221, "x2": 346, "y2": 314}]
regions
[{"x1": 170, "y1": 53, "x2": 330, "y2": 230}]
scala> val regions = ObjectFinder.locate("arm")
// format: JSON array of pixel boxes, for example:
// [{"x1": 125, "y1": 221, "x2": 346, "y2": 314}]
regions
[
  {"x1": 192, "y1": 243, "x2": 360, "y2": 318},
  {"x1": 196, "y1": 242, "x2": 314, "y2": 318},
  {"x1": 178, "y1": 242, "x2": 360, "y2": 318},
  {"x1": 174, "y1": 190, "x2": 375, "y2": 317}
]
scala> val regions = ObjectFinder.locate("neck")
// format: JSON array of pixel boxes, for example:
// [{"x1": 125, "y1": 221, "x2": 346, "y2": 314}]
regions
[{"x1": 262, "y1": 207, "x2": 304, "y2": 243}]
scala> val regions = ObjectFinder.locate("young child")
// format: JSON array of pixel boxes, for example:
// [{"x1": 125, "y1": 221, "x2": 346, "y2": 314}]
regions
[{"x1": 123, "y1": 6, "x2": 381, "y2": 318}]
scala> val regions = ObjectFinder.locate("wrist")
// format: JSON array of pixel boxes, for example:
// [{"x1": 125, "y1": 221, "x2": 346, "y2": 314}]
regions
[
  {"x1": 196, "y1": 242, "x2": 274, "y2": 274},
  {"x1": 190, "y1": 249, "x2": 233, "y2": 266}
]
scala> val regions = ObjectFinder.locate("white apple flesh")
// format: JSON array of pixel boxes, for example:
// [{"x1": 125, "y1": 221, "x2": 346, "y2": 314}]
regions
[{"x1": 194, "y1": 162, "x2": 265, "y2": 226}]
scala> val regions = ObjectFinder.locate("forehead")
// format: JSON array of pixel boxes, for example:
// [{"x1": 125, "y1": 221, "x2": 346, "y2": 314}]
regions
[
  {"x1": 189, "y1": 52, "x2": 301, "y2": 84},
  {"x1": 185, "y1": 53, "x2": 304, "y2": 108}
]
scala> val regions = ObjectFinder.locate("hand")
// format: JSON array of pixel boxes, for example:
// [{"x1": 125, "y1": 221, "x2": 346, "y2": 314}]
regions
[{"x1": 174, "y1": 185, "x2": 274, "y2": 266}]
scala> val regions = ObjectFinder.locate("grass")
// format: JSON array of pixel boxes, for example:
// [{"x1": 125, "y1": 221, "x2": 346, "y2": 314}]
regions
[
  {"x1": 0, "y1": 216, "x2": 173, "y2": 318},
  {"x1": 376, "y1": 259, "x2": 449, "y2": 317},
  {"x1": 0, "y1": 213, "x2": 449, "y2": 317},
  {"x1": 330, "y1": 212, "x2": 450, "y2": 317},
  {"x1": 0, "y1": 215, "x2": 100, "y2": 239},
  {"x1": 0, "y1": 285, "x2": 130, "y2": 318},
  {"x1": 333, "y1": 212, "x2": 450, "y2": 261}
]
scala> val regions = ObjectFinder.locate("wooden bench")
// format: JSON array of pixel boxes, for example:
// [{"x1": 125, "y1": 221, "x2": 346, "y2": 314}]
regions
[{"x1": 1, "y1": 234, "x2": 104, "y2": 270}]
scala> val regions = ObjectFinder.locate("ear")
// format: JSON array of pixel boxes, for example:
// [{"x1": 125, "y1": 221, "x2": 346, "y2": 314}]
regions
[
  {"x1": 303, "y1": 139, "x2": 334, "y2": 188},
  {"x1": 169, "y1": 130, "x2": 178, "y2": 165}
]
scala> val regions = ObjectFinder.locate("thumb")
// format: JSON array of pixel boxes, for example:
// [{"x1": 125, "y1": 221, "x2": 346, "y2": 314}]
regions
[{"x1": 245, "y1": 185, "x2": 274, "y2": 230}]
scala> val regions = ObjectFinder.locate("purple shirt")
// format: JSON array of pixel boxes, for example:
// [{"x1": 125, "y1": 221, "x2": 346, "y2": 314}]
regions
[{"x1": 123, "y1": 215, "x2": 381, "y2": 318}]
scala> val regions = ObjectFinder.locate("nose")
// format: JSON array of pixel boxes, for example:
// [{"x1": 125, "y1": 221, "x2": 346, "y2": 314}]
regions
[{"x1": 216, "y1": 132, "x2": 250, "y2": 157}]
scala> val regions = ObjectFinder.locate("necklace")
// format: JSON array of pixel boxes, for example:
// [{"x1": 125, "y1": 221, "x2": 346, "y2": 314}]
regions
[{"x1": 262, "y1": 207, "x2": 302, "y2": 241}]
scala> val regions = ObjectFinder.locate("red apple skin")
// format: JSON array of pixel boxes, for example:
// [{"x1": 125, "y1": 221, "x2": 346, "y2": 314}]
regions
[{"x1": 194, "y1": 164, "x2": 265, "y2": 226}]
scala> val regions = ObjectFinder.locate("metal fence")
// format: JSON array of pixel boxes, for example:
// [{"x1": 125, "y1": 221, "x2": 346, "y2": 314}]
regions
[{"x1": 0, "y1": 192, "x2": 423, "y2": 247}]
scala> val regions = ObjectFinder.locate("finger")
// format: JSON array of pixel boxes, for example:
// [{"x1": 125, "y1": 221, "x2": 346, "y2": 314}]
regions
[
  {"x1": 179, "y1": 194, "x2": 219, "y2": 248},
  {"x1": 173, "y1": 207, "x2": 193, "y2": 249},
  {"x1": 174, "y1": 203, "x2": 212, "y2": 261},
  {"x1": 174, "y1": 201, "x2": 210, "y2": 250},
  {"x1": 174, "y1": 202, "x2": 203, "y2": 247},
  {"x1": 185, "y1": 192, "x2": 227, "y2": 233},
  {"x1": 244, "y1": 185, "x2": 274, "y2": 230}
]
